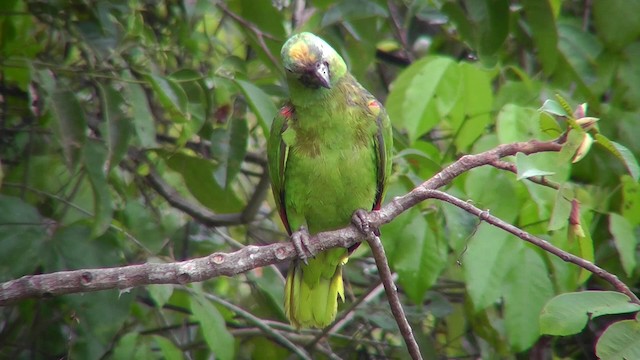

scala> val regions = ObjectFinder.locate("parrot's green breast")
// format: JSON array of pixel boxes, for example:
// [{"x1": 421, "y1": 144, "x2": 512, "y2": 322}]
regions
[{"x1": 282, "y1": 89, "x2": 378, "y2": 234}]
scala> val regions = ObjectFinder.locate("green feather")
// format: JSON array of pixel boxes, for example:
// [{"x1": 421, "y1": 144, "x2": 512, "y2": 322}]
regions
[{"x1": 268, "y1": 32, "x2": 393, "y2": 328}]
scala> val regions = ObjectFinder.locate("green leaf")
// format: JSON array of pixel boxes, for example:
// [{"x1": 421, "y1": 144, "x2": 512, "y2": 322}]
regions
[
  {"x1": 98, "y1": 82, "x2": 133, "y2": 171},
  {"x1": 539, "y1": 291, "x2": 640, "y2": 336},
  {"x1": 211, "y1": 117, "x2": 249, "y2": 188},
  {"x1": 596, "y1": 318, "x2": 640, "y2": 360},
  {"x1": 153, "y1": 335, "x2": 185, "y2": 360},
  {"x1": 539, "y1": 99, "x2": 568, "y2": 117},
  {"x1": 515, "y1": 152, "x2": 555, "y2": 180},
  {"x1": 621, "y1": 175, "x2": 640, "y2": 226},
  {"x1": 503, "y1": 244, "x2": 554, "y2": 352},
  {"x1": 609, "y1": 213, "x2": 638, "y2": 277},
  {"x1": 521, "y1": 0, "x2": 559, "y2": 73},
  {"x1": 451, "y1": 63, "x2": 494, "y2": 150},
  {"x1": 148, "y1": 284, "x2": 174, "y2": 308},
  {"x1": 164, "y1": 152, "x2": 244, "y2": 213},
  {"x1": 0, "y1": 195, "x2": 46, "y2": 281},
  {"x1": 234, "y1": 79, "x2": 278, "y2": 134},
  {"x1": 83, "y1": 140, "x2": 113, "y2": 237},
  {"x1": 190, "y1": 294, "x2": 235, "y2": 360},
  {"x1": 548, "y1": 184, "x2": 572, "y2": 231},
  {"x1": 464, "y1": 223, "x2": 519, "y2": 310},
  {"x1": 386, "y1": 56, "x2": 459, "y2": 142},
  {"x1": 595, "y1": 134, "x2": 640, "y2": 181},
  {"x1": 111, "y1": 333, "x2": 139, "y2": 360},
  {"x1": 145, "y1": 73, "x2": 188, "y2": 121}
]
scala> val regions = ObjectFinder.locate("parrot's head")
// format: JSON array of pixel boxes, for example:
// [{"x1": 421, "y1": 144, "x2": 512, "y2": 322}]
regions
[{"x1": 281, "y1": 32, "x2": 347, "y2": 90}]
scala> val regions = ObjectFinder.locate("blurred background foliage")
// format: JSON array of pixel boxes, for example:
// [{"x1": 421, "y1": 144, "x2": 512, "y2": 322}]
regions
[{"x1": 1, "y1": 0, "x2": 640, "y2": 358}]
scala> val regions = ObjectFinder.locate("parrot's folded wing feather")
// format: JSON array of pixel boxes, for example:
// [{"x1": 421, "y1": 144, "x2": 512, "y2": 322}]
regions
[{"x1": 268, "y1": 105, "x2": 293, "y2": 235}]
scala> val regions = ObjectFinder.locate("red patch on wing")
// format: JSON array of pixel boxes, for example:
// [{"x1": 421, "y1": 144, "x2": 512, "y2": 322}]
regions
[
  {"x1": 368, "y1": 100, "x2": 380, "y2": 109},
  {"x1": 280, "y1": 105, "x2": 294, "y2": 119}
]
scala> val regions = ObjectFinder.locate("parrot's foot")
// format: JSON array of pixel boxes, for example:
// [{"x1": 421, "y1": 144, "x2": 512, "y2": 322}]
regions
[
  {"x1": 352, "y1": 209, "x2": 380, "y2": 238},
  {"x1": 291, "y1": 226, "x2": 314, "y2": 265}
]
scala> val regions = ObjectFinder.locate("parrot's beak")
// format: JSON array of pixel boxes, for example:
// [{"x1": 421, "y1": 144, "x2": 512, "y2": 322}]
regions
[{"x1": 314, "y1": 62, "x2": 331, "y2": 89}]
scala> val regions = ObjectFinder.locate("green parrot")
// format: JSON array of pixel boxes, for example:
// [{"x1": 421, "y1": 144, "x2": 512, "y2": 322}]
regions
[{"x1": 268, "y1": 32, "x2": 393, "y2": 328}]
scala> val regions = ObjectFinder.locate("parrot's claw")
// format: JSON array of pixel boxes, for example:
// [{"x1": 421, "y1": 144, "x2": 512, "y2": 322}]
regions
[
  {"x1": 352, "y1": 209, "x2": 380, "y2": 238},
  {"x1": 291, "y1": 226, "x2": 314, "y2": 265}
]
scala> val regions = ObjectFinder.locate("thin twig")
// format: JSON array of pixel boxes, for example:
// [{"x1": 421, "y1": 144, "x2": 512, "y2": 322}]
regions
[
  {"x1": 367, "y1": 235, "x2": 422, "y2": 360},
  {"x1": 216, "y1": 2, "x2": 281, "y2": 70}
]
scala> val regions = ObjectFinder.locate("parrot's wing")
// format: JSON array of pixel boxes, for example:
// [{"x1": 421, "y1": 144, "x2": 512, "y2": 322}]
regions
[
  {"x1": 368, "y1": 99, "x2": 393, "y2": 211},
  {"x1": 267, "y1": 104, "x2": 294, "y2": 235}
]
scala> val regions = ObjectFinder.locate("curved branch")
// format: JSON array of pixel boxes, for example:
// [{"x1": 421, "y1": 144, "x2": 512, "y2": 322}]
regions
[{"x1": 424, "y1": 189, "x2": 640, "y2": 304}]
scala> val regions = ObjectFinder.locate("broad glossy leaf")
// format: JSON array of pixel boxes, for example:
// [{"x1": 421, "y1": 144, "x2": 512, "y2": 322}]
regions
[
  {"x1": 386, "y1": 56, "x2": 459, "y2": 142},
  {"x1": 382, "y1": 182, "x2": 447, "y2": 303},
  {"x1": 540, "y1": 291, "x2": 640, "y2": 336},
  {"x1": 190, "y1": 294, "x2": 234, "y2": 360},
  {"x1": 609, "y1": 213, "x2": 637, "y2": 277},
  {"x1": 503, "y1": 243, "x2": 554, "y2": 352},
  {"x1": 450, "y1": 63, "x2": 493, "y2": 151}
]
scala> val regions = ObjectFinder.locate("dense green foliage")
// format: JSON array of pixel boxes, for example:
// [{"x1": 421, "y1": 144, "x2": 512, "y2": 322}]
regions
[{"x1": 1, "y1": 0, "x2": 639, "y2": 358}]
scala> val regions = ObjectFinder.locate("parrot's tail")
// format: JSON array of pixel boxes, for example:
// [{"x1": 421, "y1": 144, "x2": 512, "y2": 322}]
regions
[{"x1": 284, "y1": 254, "x2": 347, "y2": 329}]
